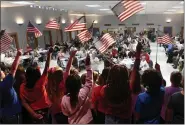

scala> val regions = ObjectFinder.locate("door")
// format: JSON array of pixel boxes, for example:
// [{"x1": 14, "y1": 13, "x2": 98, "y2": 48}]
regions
[
  {"x1": 181, "y1": 27, "x2": 184, "y2": 37},
  {"x1": 164, "y1": 27, "x2": 172, "y2": 36},
  {"x1": 43, "y1": 30, "x2": 53, "y2": 47},
  {"x1": 26, "y1": 32, "x2": 35, "y2": 49},
  {"x1": 8, "y1": 32, "x2": 19, "y2": 50},
  {"x1": 93, "y1": 27, "x2": 100, "y2": 37}
]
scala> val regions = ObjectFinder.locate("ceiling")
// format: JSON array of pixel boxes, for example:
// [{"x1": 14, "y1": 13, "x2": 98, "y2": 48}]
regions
[{"x1": 1, "y1": 1, "x2": 184, "y2": 15}]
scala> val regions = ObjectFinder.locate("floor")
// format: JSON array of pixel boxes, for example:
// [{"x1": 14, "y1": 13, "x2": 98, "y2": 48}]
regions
[
  {"x1": 40, "y1": 42, "x2": 177, "y2": 87},
  {"x1": 150, "y1": 42, "x2": 178, "y2": 86}
]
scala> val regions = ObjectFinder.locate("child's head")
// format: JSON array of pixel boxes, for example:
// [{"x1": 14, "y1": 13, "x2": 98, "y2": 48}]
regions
[{"x1": 66, "y1": 74, "x2": 82, "y2": 107}]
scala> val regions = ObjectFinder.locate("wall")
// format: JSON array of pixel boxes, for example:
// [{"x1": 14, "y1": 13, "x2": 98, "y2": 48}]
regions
[
  {"x1": 1, "y1": 6, "x2": 69, "y2": 49},
  {"x1": 1, "y1": 6, "x2": 184, "y2": 50},
  {"x1": 83, "y1": 14, "x2": 184, "y2": 35}
]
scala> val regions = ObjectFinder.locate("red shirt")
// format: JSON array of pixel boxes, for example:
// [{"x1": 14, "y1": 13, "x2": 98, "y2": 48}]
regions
[
  {"x1": 144, "y1": 53, "x2": 150, "y2": 63},
  {"x1": 91, "y1": 85, "x2": 106, "y2": 113},
  {"x1": 20, "y1": 73, "x2": 51, "y2": 110},
  {"x1": 100, "y1": 85, "x2": 132, "y2": 119},
  {"x1": 112, "y1": 49, "x2": 118, "y2": 57}
]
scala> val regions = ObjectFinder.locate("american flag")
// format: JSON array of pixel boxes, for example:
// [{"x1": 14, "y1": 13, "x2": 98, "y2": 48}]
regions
[
  {"x1": 95, "y1": 33, "x2": 115, "y2": 53},
  {"x1": 65, "y1": 16, "x2": 86, "y2": 32},
  {"x1": 27, "y1": 21, "x2": 42, "y2": 38},
  {"x1": 45, "y1": 20, "x2": 60, "y2": 29},
  {"x1": 111, "y1": 0, "x2": 144, "y2": 22},
  {"x1": 77, "y1": 21, "x2": 94, "y2": 43},
  {"x1": 0, "y1": 30, "x2": 13, "y2": 53},
  {"x1": 157, "y1": 37, "x2": 162, "y2": 44},
  {"x1": 157, "y1": 34, "x2": 172, "y2": 44},
  {"x1": 162, "y1": 34, "x2": 172, "y2": 44}
]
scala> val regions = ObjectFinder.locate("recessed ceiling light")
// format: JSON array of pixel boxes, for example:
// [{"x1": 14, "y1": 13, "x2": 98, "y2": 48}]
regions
[
  {"x1": 172, "y1": 6, "x2": 183, "y2": 9},
  {"x1": 141, "y1": 2, "x2": 146, "y2": 5},
  {"x1": 180, "y1": 1, "x2": 184, "y2": 4},
  {"x1": 85, "y1": 5, "x2": 101, "y2": 7},
  {"x1": 11, "y1": 1, "x2": 34, "y2": 5},
  {"x1": 99, "y1": 9, "x2": 110, "y2": 11},
  {"x1": 167, "y1": 9, "x2": 176, "y2": 12}
]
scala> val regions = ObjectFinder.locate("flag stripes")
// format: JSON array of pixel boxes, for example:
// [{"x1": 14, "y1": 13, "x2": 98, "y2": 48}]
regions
[
  {"x1": 45, "y1": 20, "x2": 60, "y2": 29},
  {"x1": 157, "y1": 37, "x2": 163, "y2": 44},
  {"x1": 0, "y1": 32, "x2": 13, "y2": 53},
  {"x1": 95, "y1": 33, "x2": 115, "y2": 53},
  {"x1": 27, "y1": 22, "x2": 42, "y2": 38},
  {"x1": 112, "y1": 0, "x2": 144, "y2": 22},
  {"x1": 65, "y1": 16, "x2": 86, "y2": 32},
  {"x1": 77, "y1": 30, "x2": 92, "y2": 43},
  {"x1": 157, "y1": 35, "x2": 172, "y2": 44},
  {"x1": 65, "y1": 23, "x2": 86, "y2": 32}
]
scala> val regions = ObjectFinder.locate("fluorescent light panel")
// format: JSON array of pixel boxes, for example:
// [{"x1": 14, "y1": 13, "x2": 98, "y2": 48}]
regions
[
  {"x1": 172, "y1": 6, "x2": 183, "y2": 9},
  {"x1": 99, "y1": 9, "x2": 110, "y2": 11},
  {"x1": 167, "y1": 9, "x2": 176, "y2": 12},
  {"x1": 85, "y1": 5, "x2": 101, "y2": 7},
  {"x1": 11, "y1": 1, "x2": 34, "y2": 5}
]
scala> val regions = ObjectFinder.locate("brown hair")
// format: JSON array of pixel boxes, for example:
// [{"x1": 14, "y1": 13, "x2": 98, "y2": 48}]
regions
[
  {"x1": 170, "y1": 71, "x2": 182, "y2": 87},
  {"x1": 105, "y1": 65, "x2": 131, "y2": 104},
  {"x1": 47, "y1": 67, "x2": 64, "y2": 103}
]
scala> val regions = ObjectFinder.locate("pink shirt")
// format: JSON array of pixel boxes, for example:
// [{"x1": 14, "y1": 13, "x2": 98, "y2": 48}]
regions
[
  {"x1": 160, "y1": 86, "x2": 182, "y2": 120},
  {"x1": 61, "y1": 66, "x2": 93, "y2": 124}
]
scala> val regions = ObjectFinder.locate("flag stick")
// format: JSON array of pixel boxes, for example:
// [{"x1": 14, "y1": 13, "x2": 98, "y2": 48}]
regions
[
  {"x1": 0, "y1": 29, "x2": 6, "y2": 68},
  {"x1": 156, "y1": 25, "x2": 160, "y2": 63}
]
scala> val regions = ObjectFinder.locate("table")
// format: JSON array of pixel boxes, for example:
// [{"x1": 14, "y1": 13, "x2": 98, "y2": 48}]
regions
[
  {"x1": 20, "y1": 55, "x2": 31, "y2": 60},
  {"x1": 119, "y1": 58, "x2": 134, "y2": 69},
  {"x1": 37, "y1": 50, "x2": 48, "y2": 54}
]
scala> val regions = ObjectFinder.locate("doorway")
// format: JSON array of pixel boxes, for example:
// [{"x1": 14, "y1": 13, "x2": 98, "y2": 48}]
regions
[
  {"x1": 8, "y1": 32, "x2": 19, "y2": 50},
  {"x1": 43, "y1": 30, "x2": 53, "y2": 47},
  {"x1": 164, "y1": 27, "x2": 173, "y2": 36}
]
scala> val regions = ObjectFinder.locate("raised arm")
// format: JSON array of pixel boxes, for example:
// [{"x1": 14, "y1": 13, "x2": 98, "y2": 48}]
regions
[
  {"x1": 79, "y1": 54, "x2": 93, "y2": 99},
  {"x1": 43, "y1": 47, "x2": 53, "y2": 75},
  {"x1": 65, "y1": 50, "x2": 77, "y2": 76},
  {"x1": 10, "y1": 50, "x2": 22, "y2": 77},
  {"x1": 130, "y1": 42, "x2": 142, "y2": 92}
]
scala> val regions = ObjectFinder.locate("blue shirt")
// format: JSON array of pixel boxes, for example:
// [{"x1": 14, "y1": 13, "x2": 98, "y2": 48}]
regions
[
  {"x1": 135, "y1": 87, "x2": 165, "y2": 124},
  {"x1": 167, "y1": 44, "x2": 173, "y2": 52},
  {"x1": 0, "y1": 74, "x2": 22, "y2": 117}
]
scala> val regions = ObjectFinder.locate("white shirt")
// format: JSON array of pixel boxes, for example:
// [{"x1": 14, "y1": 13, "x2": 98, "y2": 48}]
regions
[{"x1": 140, "y1": 60, "x2": 149, "y2": 71}]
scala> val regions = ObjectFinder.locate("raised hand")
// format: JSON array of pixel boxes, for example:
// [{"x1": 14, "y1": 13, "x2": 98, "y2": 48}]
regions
[
  {"x1": 136, "y1": 42, "x2": 142, "y2": 52},
  {"x1": 155, "y1": 63, "x2": 161, "y2": 71},
  {"x1": 48, "y1": 47, "x2": 54, "y2": 53},
  {"x1": 70, "y1": 50, "x2": 77, "y2": 57},
  {"x1": 85, "y1": 54, "x2": 91, "y2": 66},
  {"x1": 17, "y1": 49, "x2": 22, "y2": 56}
]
